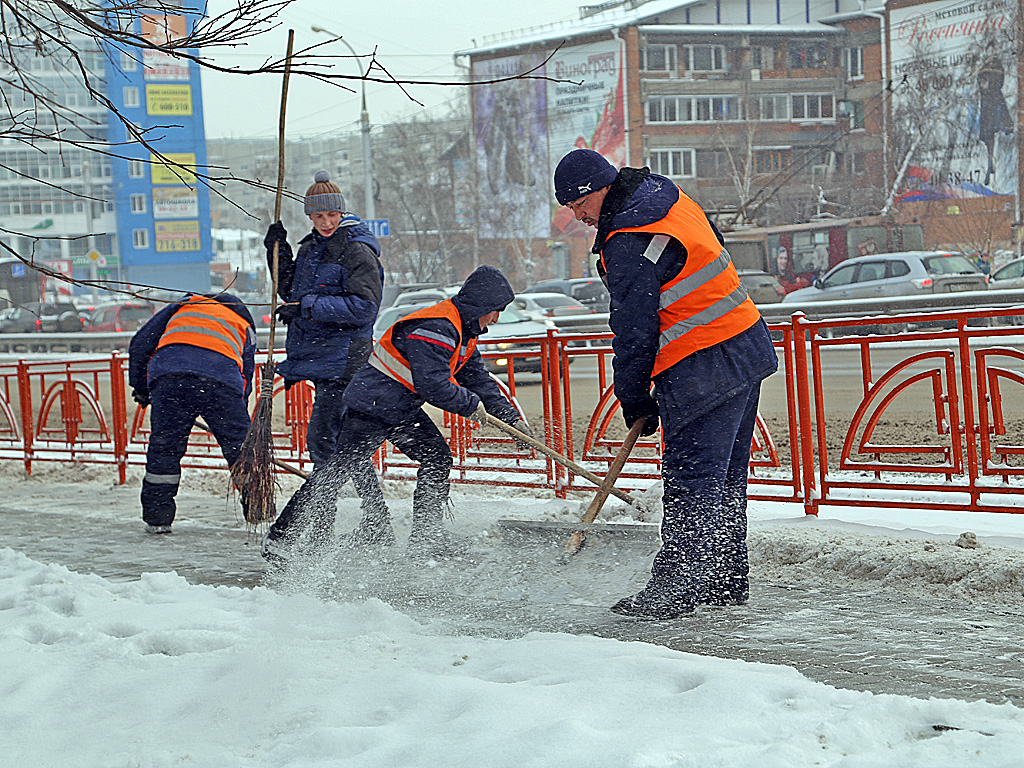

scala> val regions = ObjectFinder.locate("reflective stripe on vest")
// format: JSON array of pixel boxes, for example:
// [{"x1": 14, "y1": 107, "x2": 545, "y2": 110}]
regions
[
  {"x1": 156, "y1": 296, "x2": 250, "y2": 372},
  {"x1": 601, "y1": 187, "x2": 761, "y2": 376},
  {"x1": 368, "y1": 299, "x2": 476, "y2": 392}
]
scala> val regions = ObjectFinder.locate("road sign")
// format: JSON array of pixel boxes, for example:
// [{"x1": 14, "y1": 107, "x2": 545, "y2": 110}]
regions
[
  {"x1": 367, "y1": 218, "x2": 390, "y2": 238},
  {"x1": 87, "y1": 249, "x2": 102, "y2": 262}
]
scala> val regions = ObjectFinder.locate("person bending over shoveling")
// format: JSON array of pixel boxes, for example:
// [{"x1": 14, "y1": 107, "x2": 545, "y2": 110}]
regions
[{"x1": 262, "y1": 265, "x2": 533, "y2": 564}]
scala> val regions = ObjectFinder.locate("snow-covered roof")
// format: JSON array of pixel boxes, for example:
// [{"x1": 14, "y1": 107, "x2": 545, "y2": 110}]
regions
[
  {"x1": 455, "y1": 0, "x2": 707, "y2": 56},
  {"x1": 638, "y1": 23, "x2": 843, "y2": 37}
]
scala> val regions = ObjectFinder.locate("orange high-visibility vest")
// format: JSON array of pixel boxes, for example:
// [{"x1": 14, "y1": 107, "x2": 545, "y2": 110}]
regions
[
  {"x1": 368, "y1": 299, "x2": 475, "y2": 391},
  {"x1": 156, "y1": 296, "x2": 250, "y2": 372},
  {"x1": 601, "y1": 188, "x2": 761, "y2": 377}
]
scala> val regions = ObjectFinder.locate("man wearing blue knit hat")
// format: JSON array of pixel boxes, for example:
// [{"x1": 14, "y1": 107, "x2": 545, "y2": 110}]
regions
[{"x1": 553, "y1": 148, "x2": 778, "y2": 619}]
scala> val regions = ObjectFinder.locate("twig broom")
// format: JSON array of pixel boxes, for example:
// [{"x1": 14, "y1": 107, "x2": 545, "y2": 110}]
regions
[{"x1": 232, "y1": 29, "x2": 295, "y2": 528}]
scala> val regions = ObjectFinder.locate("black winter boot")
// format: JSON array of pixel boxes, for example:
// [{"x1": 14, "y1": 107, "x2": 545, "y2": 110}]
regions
[{"x1": 342, "y1": 501, "x2": 396, "y2": 548}]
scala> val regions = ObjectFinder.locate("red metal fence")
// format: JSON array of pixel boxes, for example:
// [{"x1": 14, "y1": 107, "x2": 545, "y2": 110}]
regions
[{"x1": 2, "y1": 305, "x2": 1024, "y2": 517}]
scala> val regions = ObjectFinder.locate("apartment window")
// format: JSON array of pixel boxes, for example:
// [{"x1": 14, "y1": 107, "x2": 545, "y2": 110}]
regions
[
  {"x1": 750, "y1": 46, "x2": 774, "y2": 70},
  {"x1": 641, "y1": 44, "x2": 677, "y2": 73},
  {"x1": 791, "y1": 94, "x2": 834, "y2": 121},
  {"x1": 843, "y1": 47, "x2": 864, "y2": 80},
  {"x1": 843, "y1": 99, "x2": 865, "y2": 130},
  {"x1": 753, "y1": 94, "x2": 789, "y2": 121},
  {"x1": 754, "y1": 149, "x2": 788, "y2": 175},
  {"x1": 647, "y1": 149, "x2": 695, "y2": 179},
  {"x1": 696, "y1": 150, "x2": 731, "y2": 179},
  {"x1": 788, "y1": 45, "x2": 829, "y2": 69},
  {"x1": 129, "y1": 159, "x2": 145, "y2": 178},
  {"x1": 123, "y1": 87, "x2": 139, "y2": 108},
  {"x1": 132, "y1": 229, "x2": 149, "y2": 248},
  {"x1": 683, "y1": 44, "x2": 726, "y2": 72},
  {"x1": 120, "y1": 51, "x2": 138, "y2": 72},
  {"x1": 647, "y1": 95, "x2": 740, "y2": 123},
  {"x1": 130, "y1": 193, "x2": 147, "y2": 214}
]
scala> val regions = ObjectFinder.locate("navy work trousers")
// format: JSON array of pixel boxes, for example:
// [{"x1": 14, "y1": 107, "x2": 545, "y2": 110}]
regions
[
  {"x1": 142, "y1": 374, "x2": 251, "y2": 527},
  {"x1": 306, "y1": 378, "x2": 387, "y2": 523},
  {"x1": 649, "y1": 379, "x2": 761, "y2": 608},
  {"x1": 269, "y1": 408, "x2": 452, "y2": 549}
]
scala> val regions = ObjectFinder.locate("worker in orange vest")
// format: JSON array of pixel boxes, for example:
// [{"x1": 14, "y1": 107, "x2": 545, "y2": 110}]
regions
[
  {"x1": 554, "y1": 149, "x2": 778, "y2": 619},
  {"x1": 128, "y1": 293, "x2": 256, "y2": 533},
  {"x1": 263, "y1": 266, "x2": 531, "y2": 563}
]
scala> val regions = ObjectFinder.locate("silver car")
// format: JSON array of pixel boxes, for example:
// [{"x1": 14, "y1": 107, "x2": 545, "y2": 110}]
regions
[
  {"x1": 988, "y1": 257, "x2": 1024, "y2": 290},
  {"x1": 782, "y1": 251, "x2": 988, "y2": 303}
]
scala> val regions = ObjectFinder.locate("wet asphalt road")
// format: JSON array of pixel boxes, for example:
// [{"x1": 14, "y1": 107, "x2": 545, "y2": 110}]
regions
[{"x1": 4, "y1": 483, "x2": 1023, "y2": 709}]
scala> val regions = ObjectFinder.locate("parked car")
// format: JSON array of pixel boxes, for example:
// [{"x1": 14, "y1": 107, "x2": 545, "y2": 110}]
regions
[
  {"x1": 737, "y1": 270, "x2": 786, "y2": 304},
  {"x1": 988, "y1": 257, "x2": 1024, "y2": 290},
  {"x1": 372, "y1": 303, "x2": 422, "y2": 339},
  {"x1": 86, "y1": 301, "x2": 156, "y2": 333},
  {"x1": 480, "y1": 304, "x2": 557, "y2": 373},
  {"x1": 379, "y1": 283, "x2": 442, "y2": 311},
  {"x1": 521, "y1": 278, "x2": 610, "y2": 313},
  {"x1": 782, "y1": 251, "x2": 988, "y2": 303},
  {"x1": 513, "y1": 292, "x2": 592, "y2": 321},
  {"x1": 389, "y1": 287, "x2": 456, "y2": 307},
  {"x1": 0, "y1": 301, "x2": 84, "y2": 333}
]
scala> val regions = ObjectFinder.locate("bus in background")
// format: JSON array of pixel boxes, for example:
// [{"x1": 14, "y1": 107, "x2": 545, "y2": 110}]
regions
[
  {"x1": 0, "y1": 258, "x2": 42, "y2": 309},
  {"x1": 721, "y1": 217, "x2": 925, "y2": 296}
]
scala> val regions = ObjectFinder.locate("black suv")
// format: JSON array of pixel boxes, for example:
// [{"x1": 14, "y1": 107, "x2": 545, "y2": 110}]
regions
[
  {"x1": 521, "y1": 278, "x2": 610, "y2": 313},
  {"x1": 0, "y1": 302, "x2": 85, "y2": 333}
]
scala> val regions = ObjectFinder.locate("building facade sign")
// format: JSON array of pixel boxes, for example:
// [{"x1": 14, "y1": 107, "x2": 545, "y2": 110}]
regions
[
  {"x1": 152, "y1": 186, "x2": 198, "y2": 219},
  {"x1": 471, "y1": 52, "x2": 550, "y2": 240},
  {"x1": 155, "y1": 220, "x2": 201, "y2": 252},
  {"x1": 890, "y1": 0, "x2": 1018, "y2": 200},
  {"x1": 546, "y1": 40, "x2": 626, "y2": 237}
]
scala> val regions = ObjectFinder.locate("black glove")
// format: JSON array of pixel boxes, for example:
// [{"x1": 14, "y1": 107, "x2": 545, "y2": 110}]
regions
[
  {"x1": 264, "y1": 221, "x2": 292, "y2": 267},
  {"x1": 621, "y1": 395, "x2": 660, "y2": 437},
  {"x1": 131, "y1": 388, "x2": 150, "y2": 407},
  {"x1": 275, "y1": 303, "x2": 301, "y2": 324}
]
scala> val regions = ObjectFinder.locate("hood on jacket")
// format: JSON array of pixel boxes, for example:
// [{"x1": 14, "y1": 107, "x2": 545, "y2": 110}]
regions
[{"x1": 451, "y1": 265, "x2": 515, "y2": 337}]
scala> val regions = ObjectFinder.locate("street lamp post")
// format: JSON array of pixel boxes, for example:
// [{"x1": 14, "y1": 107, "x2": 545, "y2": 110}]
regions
[{"x1": 310, "y1": 26, "x2": 375, "y2": 220}]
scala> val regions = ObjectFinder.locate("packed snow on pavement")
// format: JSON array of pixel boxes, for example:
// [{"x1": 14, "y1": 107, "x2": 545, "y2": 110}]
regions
[{"x1": 2, "y1": 460, "x2": 1024, "y2": 767}]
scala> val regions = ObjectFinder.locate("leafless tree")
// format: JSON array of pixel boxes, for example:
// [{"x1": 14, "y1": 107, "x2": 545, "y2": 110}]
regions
[{"x1": 0, "y1": 1, "x2": 566, "y2": 302}]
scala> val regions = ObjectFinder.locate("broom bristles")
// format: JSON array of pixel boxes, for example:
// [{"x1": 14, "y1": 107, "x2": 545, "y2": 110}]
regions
[{"x1": 231, "y1": 363, "x2": 279, "y2": 529}]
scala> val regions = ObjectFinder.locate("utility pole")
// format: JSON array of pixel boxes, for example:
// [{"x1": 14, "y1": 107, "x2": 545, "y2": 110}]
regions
[{"x1": 310, "y1": 27, "x2": 375, "y2": 220}]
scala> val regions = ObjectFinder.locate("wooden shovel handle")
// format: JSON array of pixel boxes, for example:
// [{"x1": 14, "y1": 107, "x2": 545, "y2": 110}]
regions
[
  {"x1": 564, "y1": 418, "x2": 646, "y2": 557},
  {"x1": 485, "y1": 413, "x2": 645, "y2": 512}
]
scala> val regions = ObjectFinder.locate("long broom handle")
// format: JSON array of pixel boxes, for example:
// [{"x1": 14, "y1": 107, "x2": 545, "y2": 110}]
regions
[
  {"x1": 485, "y1": 413, "x2": 645, "y2": 511},
  {"x1": 262, "y1": 29, "x2": 295, "y2": 387},
  {"x1": 564, "y1": 418, "x2": 645, "y2": 557}
]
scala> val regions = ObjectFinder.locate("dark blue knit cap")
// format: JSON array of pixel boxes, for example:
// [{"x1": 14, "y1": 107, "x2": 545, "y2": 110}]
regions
[{"x1": 553, "y1": 149, "x2": 618, "y2": 205}]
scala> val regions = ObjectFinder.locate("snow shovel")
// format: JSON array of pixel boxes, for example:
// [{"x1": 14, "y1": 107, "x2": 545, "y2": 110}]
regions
[
  {"x1": 562, "y1": 418, "x2": 646, "y2": 560},
  {"x1": 485, "y1": 413, "x2": 646, "y2": 513}
]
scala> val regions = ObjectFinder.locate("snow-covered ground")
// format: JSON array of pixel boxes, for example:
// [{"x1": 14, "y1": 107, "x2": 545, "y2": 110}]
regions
[{"x1": 2, "y1": 462, "x2": 1024, "y2": 767}]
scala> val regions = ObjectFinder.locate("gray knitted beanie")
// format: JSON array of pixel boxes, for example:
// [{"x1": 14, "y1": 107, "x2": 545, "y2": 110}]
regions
[{"x1": 303, "y1": 170, "x2": 346, "y2": 214}]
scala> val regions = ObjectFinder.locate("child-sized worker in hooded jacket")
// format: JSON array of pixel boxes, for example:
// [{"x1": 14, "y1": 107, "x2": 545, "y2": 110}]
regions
[
  {"x1": 263, "y1": 170, "x2": 390, "y2": 544},
  {"x1": 128, "y1": 292, "x2": 256, "y2": 533},
  {"x1": 262, "y1": 265, "x2": 533, "y2": 563}
]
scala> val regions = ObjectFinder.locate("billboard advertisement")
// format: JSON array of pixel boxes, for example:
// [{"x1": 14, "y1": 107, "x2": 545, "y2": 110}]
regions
[
  {"x1": 472, "y1": 53, "x2": 550, "y2": 240},
  {"x1": 546, "y1": 41, "x2": 626, "y2": 237},
  {"x1": 890, "y1": 0, "x2": 1017, "y2": 201}
]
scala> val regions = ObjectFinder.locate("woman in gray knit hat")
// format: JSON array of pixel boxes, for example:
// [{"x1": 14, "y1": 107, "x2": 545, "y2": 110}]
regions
[{"x1": 263, "y1": 171, "x2": 394, "y2": 551}]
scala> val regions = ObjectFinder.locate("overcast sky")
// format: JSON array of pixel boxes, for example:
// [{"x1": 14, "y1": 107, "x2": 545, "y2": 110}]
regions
[{"x1": 200, "y1": 0, "x2": 581, "y2": 139}]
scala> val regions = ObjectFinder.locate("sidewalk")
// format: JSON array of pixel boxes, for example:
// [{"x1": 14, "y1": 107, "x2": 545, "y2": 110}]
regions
[{"x1": 3, "y1": 473, "x2": 1022, "y2": 707}]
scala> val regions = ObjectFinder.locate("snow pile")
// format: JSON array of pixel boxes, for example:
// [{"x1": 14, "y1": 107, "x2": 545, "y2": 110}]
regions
[
  {"x1": 751, "y1": 525, "x2": 1024, "y2": 605},
  {"x1": 2, "y1": 548, "x2": 1023, "y2": 767}
]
